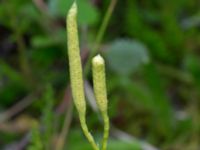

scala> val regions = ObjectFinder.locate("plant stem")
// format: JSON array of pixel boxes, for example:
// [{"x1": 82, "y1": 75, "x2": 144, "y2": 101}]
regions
[
  {"x1": 84, "y1": 0, "x2": 118, "y2": 76},
  {"x1": 94, "y1": 0, "x2": 117, "y2": 52},
  {"x1": 102, "y1": 113, "x2": 109, "y2": 150},
  {"x1": 80, "y1": 116, "x2": 100, "y2": 150},
  {"x1": 0, "y1": 89, "x2": 40, "y2": 123},
  {"x1": 55, "y1": 100, "x2": 73, "y2": 150}
]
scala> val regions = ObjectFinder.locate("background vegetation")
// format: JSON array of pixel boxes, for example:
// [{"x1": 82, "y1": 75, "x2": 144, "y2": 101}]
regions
[{"x1": 0, "y1": 0, "x2": 200, "y2": 149}]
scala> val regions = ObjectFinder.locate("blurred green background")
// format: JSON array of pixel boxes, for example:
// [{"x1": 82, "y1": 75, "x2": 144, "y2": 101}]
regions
[{"x1": 0, "y1": 0, "x2": 200, "y2": 149}]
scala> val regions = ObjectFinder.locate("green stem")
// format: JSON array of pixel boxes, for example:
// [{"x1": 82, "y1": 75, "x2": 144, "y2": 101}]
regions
[
  {"x1": 84, "y1": 0, "x2": 118, "y2": 75},
  {"x1": 80, "y1": 116, "x2": 100, "y2": 150},
  {"x1": 102, "y1": 113, "x2": 109, "y2": 150}
]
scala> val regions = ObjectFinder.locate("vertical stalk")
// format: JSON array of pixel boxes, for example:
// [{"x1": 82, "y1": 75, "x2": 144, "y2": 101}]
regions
[
  {"x1": 80, "y1": 116, "x2": 99, "y2": 150},
  {"x1": 84, "y1": 0, "x2": 118, "y2": 75},
  {"x1": 66, "y1": 2, "x2": 99, "y2": 150},
  {"x1": 92, "y1": 55, "x2": 109, "y2": 150},
  {"x1": 55, "y1": 100, "x2": 73, "y2": 150},
  {"x1": 102, "y1": 113, "x2": 109, "y2": 150},
  {"x1": 94, "y1": 0, "x2": 118, "y2": 51}
]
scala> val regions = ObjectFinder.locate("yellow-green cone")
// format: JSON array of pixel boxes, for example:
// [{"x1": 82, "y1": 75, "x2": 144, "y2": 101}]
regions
[
  {"x1": 67, "y1": 2, "x2": 85, "y2": 116},
  {"x1": 92, "y1": 55, "x2": 109, "y2": 150},
  {"x1": 67, "y1": 2, "x2": 99, "y2": 150}
]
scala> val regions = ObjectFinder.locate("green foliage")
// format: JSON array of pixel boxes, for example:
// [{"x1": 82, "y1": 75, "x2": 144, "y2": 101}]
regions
[
  {"x1": 0, "y1": 0, "x2": 200, "y2": 149},
  {"x1": 0, "y1": 0, "x2": 40, "y2": 33},
  {"x1": 27, "y1": 85, "x2": 55, "y2": 150}
]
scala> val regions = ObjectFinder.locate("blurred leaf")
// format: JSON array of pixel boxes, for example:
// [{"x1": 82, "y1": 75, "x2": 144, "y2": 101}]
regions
[
  {"x1": 48, "y1": 0, "x2": 99, "y2": 25},
  {"x1": 41, "y1": 85, "x2": 55, "y2": 149},
  {"x1": 0, "y1": 60, "x2": 22, "y2": 82},
  {"x1": 118, "y1": 77, "x2": 155, "y2": 111},
  {"x1": 105, "y1": 39, "x2": 149, "y2": 75},
  {"x1": 143, "y1": 63, "x2": 173, "y2": 137},
  {"x1": 31, "y1": 29, "x2": 66, "y2": 48},
  {"x1": 0, "y1": 1, "x2": 39, "y2": 31},
  {"x1": 32, "y1": 36, "x2": 58, "y2": 48},
  {"x1": 140, "y1": 30, "x2": 171, "y2": 62},
  {"x1": 108, "y1": 140, "x2": 141, "y2": 150},
  {"x1": 124, "y1": 1, "x2": 174, "y2": 63},
  {"x1": 31, "y1": 47, "x2": 63, "y2": 68},
  {"x1": 181, "y1": 12, "x2": 200, "y2": 29}
]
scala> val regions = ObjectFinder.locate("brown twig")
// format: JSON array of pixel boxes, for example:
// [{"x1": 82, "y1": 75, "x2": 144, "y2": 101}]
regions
[
  {"x1": 0, "y1": 88, "x2": 41, "y2": 123},
  {"x1": 32, "y1": 0, "x2": 49, "y2": 16},
  {"x1": 55, "y1": 98, "x2": 73, "y2": 150},
  {"x1": 15, "y1": 133, "x2": 30, "y2": 150},
  {"x1": 55, "y1": 86, "x2": 74, "y2": 150}
]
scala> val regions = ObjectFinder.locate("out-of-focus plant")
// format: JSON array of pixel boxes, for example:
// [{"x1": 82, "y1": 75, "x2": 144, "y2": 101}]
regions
[
  {"x1": 27, "y1": 122, "x2": 43, "y2": 150},
  {"x1": 27, "y1": 85, "x2": 55, "y2": 150}
]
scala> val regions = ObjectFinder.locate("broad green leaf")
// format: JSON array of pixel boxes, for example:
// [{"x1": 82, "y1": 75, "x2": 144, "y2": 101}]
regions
[{"x1": 105, "y1": 39, "x2": 149, "y2": 75}]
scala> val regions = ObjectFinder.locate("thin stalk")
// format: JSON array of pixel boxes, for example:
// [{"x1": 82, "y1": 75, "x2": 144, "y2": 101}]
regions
[
  {"x1": 80, "y1": 116, "x2": 99, "y2": 150},
  {"x1": 102, "y1": 113, "x2": 109, "y2": 150},
  {"x1": 84, "y1": 0, "x2": 118, "y2": 75},
  {"x1": 55, "y1": 101, "x2": 73, "y2": 150}
]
